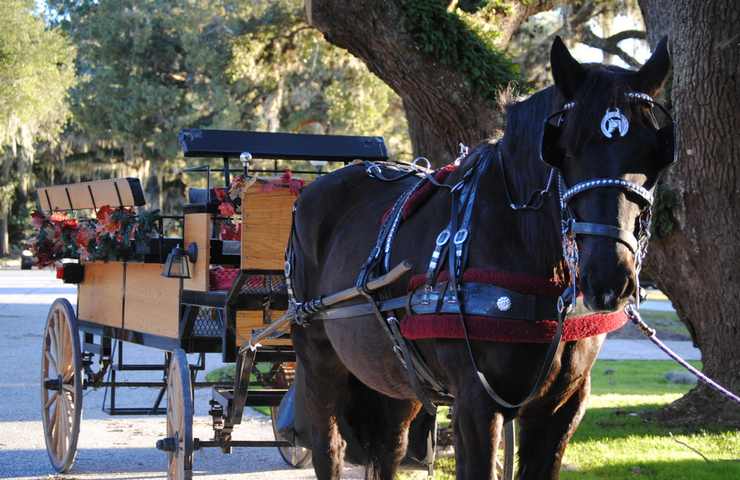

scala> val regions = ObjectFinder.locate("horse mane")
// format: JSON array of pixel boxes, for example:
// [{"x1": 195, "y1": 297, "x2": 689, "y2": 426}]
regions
[{"x1": 498, "y1": 85, "x2": 563, "y2": 271}]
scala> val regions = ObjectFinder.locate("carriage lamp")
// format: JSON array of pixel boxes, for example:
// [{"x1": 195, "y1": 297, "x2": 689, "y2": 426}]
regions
[
  {"x1": 240, "y1": 151, "x2": 252, "y2": 176},
  {"x1": 162, "y1": 243, "x2": 198, "y2": 279}
]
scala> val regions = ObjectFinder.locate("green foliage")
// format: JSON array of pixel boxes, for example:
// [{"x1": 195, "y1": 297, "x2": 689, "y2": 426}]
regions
[
  {"x1": 228, "y1": 0, "x2": 411, "y2": 158},
  {"x1": 0, "y1": 0, "x2": 75, "y2": 150},
  {"x1": 0, "y1": 0, "x2": 76, "y2": 254},
  {"x1": 400, "y1": 0, "x2": 521, "y2": 103},
  {"x1": 48, "y1": 0, "x2": 245, "y2": 160}
]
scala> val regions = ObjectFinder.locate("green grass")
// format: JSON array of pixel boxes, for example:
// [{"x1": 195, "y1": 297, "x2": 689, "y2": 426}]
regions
[
  {"x1": 638, "y1": 309, "x2": 691, "y2": 339},
  {"x1": 415, "y1": 360, "x2": 740, "y2": 479},
  {"x1": 211, "y1": 359, "x2": 739, "y2": 479},
  {"x1": 205, "y1": 364, "x2": 271, "y2": 416}
]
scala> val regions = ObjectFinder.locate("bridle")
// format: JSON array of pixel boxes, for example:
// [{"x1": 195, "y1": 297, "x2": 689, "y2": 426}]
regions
[{"x1": 537, "y1": 91, "x2": 675, "y2": 309}]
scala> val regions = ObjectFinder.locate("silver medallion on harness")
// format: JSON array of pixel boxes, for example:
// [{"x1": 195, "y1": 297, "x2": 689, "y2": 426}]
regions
[
  {"x1": 600, "y1": 108, "x2": 629, "y2": 138},
  {"x1": 496, "y1": 296, "x2": 512, "y2": 312}
]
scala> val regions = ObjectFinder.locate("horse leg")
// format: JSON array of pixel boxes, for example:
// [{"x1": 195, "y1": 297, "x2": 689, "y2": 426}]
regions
[
  {"x1": 293, "y1": 327, "x2": 349, "y2": 480},
  {"x1": 362, "y1": 397, "x2": 421, "y2": 480},
  {"x1": 452, "y1": 387, "x2": 504, "y2": 479},
  {"x1": 516, "y1": 377, "x2": 590, "y2": 480}
]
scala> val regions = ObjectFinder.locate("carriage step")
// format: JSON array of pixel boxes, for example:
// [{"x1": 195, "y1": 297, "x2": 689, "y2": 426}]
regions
[
  {"x1": 193, "y1": 438, "x2": 292, "y2": 450},
  {"x1": 212, "y1": 387, "x2": 288, "y2": 408}
]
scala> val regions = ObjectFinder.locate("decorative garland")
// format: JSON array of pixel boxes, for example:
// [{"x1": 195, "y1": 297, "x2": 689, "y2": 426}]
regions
[{"x1": 30, "y1": 206, "x2": 161, "y2": 266}]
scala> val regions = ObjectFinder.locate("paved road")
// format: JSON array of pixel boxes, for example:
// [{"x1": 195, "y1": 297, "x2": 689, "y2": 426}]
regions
[
  {"x1": 0, "y1": 269, "x2": 699, "y2": 479},
  {"x1": 0, "y1": 269, "x2": 370, "y2": 480}
]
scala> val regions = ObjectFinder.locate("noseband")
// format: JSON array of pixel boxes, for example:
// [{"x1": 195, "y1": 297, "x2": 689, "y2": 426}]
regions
[{"x1": 537, "y1": 92, "x2": 675, "y2": 307}]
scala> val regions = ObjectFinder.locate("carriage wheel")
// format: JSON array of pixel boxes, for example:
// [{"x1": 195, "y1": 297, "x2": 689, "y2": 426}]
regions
[
  {"x1": 496, "y1": 419, "x2": 517, "y2": 480},
  {"x1": 41, "y1": 298, "x2": 83, "y2": 473},
  {"x1": 166, "y1": 348, "x2": 194, "y2": 480},
  {"x1": 270, "y1": 405, "x2": 312, "y2": 468},
  {"x1": 270, "y1": 362, "x2": 312, "y2": 468}
]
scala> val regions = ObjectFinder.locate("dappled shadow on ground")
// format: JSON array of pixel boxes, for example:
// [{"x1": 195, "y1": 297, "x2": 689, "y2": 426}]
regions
[
  {"x1": 561, "y1": 459, "x2": 740, "y2": 480},
  {"x1": 574, "y1": 403, "x2": 739, "y2": 443}
]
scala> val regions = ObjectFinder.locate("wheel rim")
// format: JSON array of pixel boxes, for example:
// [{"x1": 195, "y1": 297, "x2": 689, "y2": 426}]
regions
[
  {"x1": 166, "y1": 348, "x2": 193, "y2": 480},
  {"x1": 270, "y1": 362, "x2": 311, "y2": 469},
  {"x1": 41, "y1": 298, "x2": 82, "y2": 473},
  {"x1": 270, "y1": 406, "x2": 312, "y2": 468}
]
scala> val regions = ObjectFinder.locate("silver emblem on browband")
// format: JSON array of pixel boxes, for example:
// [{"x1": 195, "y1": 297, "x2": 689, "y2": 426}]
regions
[
  {"x1": 600, "y1": 107, "x2": 629, "y2": 138},
  {"x1": 496, "y1": 296, "x2": 512, "y2": 312}
]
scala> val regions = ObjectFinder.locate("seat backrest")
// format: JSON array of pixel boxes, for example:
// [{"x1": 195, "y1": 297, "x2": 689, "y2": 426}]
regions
[
  {"x1": 240, "y1": 185, "x2": 303, "y2": 271},
  {"x1": 37, "y1": 178, "x2": 145, "y2": 211}
]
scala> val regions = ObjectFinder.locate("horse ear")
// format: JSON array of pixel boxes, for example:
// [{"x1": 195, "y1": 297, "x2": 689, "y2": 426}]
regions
[
  {"x1": 637, "y1": 37, "x2": 671, "y2": 95},
  {"x1": 551, "y1": 36, "x2": 586, "y2": 99}
]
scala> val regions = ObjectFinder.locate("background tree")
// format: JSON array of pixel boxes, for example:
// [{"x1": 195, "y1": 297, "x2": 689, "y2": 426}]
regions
[
  {"x1": 306, "y1": 0, "x2": 739, "y2": 427},
  {"x1": 0, "y1": 0, "x2": 75, "y2": 255},
  {"x1": 637, "y1": 0, "x2": 740, "y2": 426},
  {"x1": 227, "y1": 0, "x2": 410, "y2": 156},
  {"x1": 46, "y1": 0, "x2": 246, "y2": 211},
  {"x1": 26, "y1": 0, "x2": 408, "y2": 223}
]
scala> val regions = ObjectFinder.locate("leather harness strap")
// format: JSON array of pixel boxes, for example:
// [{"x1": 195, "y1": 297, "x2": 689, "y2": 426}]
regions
[
  {"x1": 311, "y1": 281, "x2": 561, "y2": 322},
  {"x1": 570, "y1": 221, "x2": 639, "y2": 254}
]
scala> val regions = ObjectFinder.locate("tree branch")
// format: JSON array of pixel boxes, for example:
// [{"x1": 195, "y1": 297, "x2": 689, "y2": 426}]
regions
[{"x1": 579, "y1": 27, "x2": 644, "y2": 67}]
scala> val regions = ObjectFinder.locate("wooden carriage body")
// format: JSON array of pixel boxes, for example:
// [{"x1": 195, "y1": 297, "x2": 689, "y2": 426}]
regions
[
  {"x1": 40, "y1": 130, "x2": 388, "y2": 359},
  {"x1": 36, "y1": 129, "x2": 390, "y2": 478}
]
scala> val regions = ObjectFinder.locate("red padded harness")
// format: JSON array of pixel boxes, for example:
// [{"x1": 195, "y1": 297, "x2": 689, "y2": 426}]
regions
[{"x1": 401, "y1": 269, "x2": 627, "y2": 343}]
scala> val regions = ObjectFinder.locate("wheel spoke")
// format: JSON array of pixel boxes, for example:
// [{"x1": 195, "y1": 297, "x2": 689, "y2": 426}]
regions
[
  {"x1": 45, "y1": 350, "x2": 59, "y2": 376},
  {"x1": 49, "y1": 325, "x2": 60, "y2": 368},
  {"x1": 55, "y1": 317, "x2": 66, "y2": 369},
  {"x1": 62, "y1": 383, "x2": 75, "y2": 395},
  {"x1": 64, "y1": 323, "x2": 74, "y2": 378},
  {"x1": 59, "y1": 394, "x2": 68, "y2": 457},
  {"x1": 48, "y1": 400, "x2": 58, "y2": 435},
  {"x1": 45, "y1": 392, "x2": 59, "y2": 409}
]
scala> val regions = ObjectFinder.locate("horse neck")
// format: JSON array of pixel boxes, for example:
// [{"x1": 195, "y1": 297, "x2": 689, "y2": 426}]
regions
[{"x1": 455, "y1": 141, "x2": 562, "y2": 280}]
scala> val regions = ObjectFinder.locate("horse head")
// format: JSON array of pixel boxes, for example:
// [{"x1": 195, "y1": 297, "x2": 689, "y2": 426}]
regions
[{"x1": 541, "y1": 37, "x2": 674, "y2": 311}]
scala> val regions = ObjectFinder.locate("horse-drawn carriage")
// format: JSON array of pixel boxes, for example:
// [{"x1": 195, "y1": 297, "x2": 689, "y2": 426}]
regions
[{"x1": 37, "y1": 129, "x2": 391, "y2": 479}]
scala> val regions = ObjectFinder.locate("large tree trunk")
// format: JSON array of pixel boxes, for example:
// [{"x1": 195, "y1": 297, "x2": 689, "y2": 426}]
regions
[
  {"x1": 0, "y1": 211, "x2": 8, "y2": 256},
  {"x1": 639, "y1": 0, "x2": 740, "y2": 426},
  {"x1": 305, "y1": 0, "x2": 549, "y2": 164}
]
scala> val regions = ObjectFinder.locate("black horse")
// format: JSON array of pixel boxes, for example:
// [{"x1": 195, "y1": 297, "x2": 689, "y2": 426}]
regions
[{"x1": 289, "y1": 37, "x2": 672, "y2": 479}]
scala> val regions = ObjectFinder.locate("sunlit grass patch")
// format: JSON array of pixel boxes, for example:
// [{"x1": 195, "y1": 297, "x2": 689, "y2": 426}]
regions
[{"x1": 404, "y1": 360, "x2": 740, "y2": 479}]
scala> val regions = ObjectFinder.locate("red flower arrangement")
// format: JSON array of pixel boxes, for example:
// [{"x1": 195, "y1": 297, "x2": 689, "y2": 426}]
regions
[
  {"x1": 30, "y1": 206, "x2": 160, "y2": 266},
  {"x1": 30, "y1": 211, "x2": 80, "y2": 267}
]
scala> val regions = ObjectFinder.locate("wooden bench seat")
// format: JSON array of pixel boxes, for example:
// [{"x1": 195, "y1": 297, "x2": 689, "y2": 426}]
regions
[{"x1": 37, "y1": 178, "x2": 145, "y2": 211}]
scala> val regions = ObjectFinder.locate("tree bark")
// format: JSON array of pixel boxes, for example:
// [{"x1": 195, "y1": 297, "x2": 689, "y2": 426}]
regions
[
  {"x1": 638, "y1": 0, "x2": 672, "y2": 48},
  {"x1": 0, "y1": 211, "x2": 8, "y2": 257},
  {"x1": 305, "y1": 0, "x2": 549, "y2": 164},
  {"x1": 639, "y1": 0, "x2": 740, "y2": 426}
]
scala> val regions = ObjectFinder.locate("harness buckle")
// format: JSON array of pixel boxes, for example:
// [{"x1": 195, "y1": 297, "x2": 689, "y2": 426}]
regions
[
  {"x1": 435, "y1": 229, "x2": 451, "y2": 246},
  {"x1": 453, "y1": 229, "x2": 468, "y2": 246}
]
